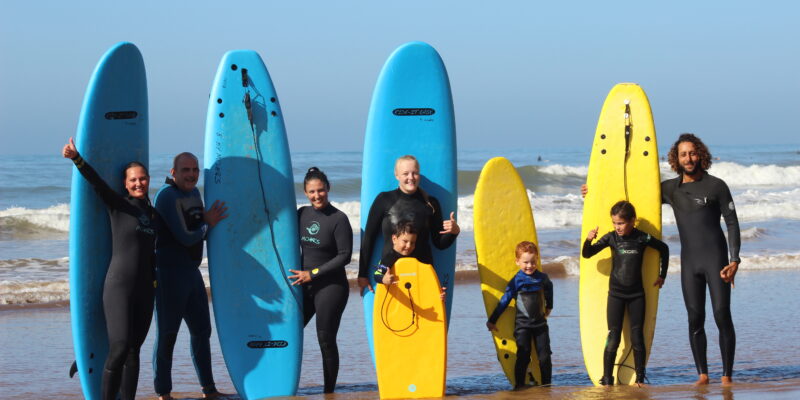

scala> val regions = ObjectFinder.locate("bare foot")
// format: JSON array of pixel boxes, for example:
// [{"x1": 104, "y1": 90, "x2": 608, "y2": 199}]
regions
[
  {"x1": 721, "y1": 376, "x2": 733, "y2": 386},
  {"x1": 158, "y1": 395, "x2": 174, "y2": 400},
  {"x1": 693, "y1": 374, "x2": 710, "y2": 386},
  {"x1": 632, "y1": 382, "x2": 648, "y2": 388}
]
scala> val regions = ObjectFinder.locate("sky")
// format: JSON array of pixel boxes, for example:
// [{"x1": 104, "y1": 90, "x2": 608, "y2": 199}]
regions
[{"x1": 1, "y1": 1, "x2": 798, "y2": 156}]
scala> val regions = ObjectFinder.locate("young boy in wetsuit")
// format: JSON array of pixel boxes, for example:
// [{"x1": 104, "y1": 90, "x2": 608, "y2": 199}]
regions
[
  {"x1": 373, "y1": 221, "x2": 446, "y2": 300},
  {"x1": 486, "y1": 241, "x2": 554, "y2": 388},
  {"x1": 582, "y1": 200, "x2": 669, "y2": 386}
]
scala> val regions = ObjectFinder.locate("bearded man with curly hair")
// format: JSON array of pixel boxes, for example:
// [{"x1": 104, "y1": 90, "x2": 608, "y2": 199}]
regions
[{"x1": 662, "y1": 133, "x2": 741, "y2": 387}]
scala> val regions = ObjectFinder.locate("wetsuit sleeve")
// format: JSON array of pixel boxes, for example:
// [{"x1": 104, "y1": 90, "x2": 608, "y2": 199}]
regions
[
  {"x1": 582, "y1": 232, "x2": 612, "y2": 259},
  {"x1": 311, "y1": 213, "x2": 353, "y2": 280},
  {"x1": 428, "y1": 196, "x2": 457, "y2": 250},
  {"x1": 542, "y1": 272, "x2": 554, "y2": 310},
  {"x1": 71, "y1": 154, "x2": 125, "y2": 209},
  {"x1": 645, "y1": 234, "x2": 670, "y2": 279},
  {"x1": 374, "y1": 251, "x2": 401, "y2": 284},
  {"x1": 488, "y1": 276, "x2": 518, "y2": 324},
  {"x1": 359, "y1": 193, "x2": 387, "y2": 278},
  {"x1": 718, "y1": 181, "x2": 741, "y2": 263},
  {"x1": 154, "y1": 187, "x2": 206, "y2": 247}
]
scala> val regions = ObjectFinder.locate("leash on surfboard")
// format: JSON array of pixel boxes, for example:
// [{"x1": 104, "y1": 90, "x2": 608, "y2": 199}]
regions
[
  {"x1": 380, "y1": 280, "x2": 416, "y2": 332},
  {"x1": 623, "y1": 99, "x2": 632, "y2": 201},
  {"x1": 241, "y1": 67, "x2": 303, "y2": 310}
]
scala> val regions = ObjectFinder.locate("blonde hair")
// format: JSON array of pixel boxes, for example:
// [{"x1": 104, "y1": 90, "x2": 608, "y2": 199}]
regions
[{"x1": 394, "y1": 154, "x2": 433, "y2": 212}]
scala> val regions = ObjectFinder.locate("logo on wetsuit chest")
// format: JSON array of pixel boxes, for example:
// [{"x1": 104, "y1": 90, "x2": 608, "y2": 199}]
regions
[
  {"x1": 693, "y1": 197, "x2": 708, "y2": 206},
  {"x1": 137, "y1": 214, "x2": 155, "y2": 236},
  {"x1": 618, "y1": 249, "x2": 639, "y2": 255},
  {"x1": 306, "y1": 221, "x2": 320, "y2": 235}
]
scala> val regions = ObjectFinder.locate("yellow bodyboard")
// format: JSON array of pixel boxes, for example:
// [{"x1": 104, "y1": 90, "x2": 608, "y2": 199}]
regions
[
  {"x1": 580, "y1": 83, "x2": 662, "y2": 385},
  {"x1": 473, "y1": 157, "x2": 542, "y2": 386},
  {"x1": 374, "y1": 258, "x2": 446, "y2": 399}
]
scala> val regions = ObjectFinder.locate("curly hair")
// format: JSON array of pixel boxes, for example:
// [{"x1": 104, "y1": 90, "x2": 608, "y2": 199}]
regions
[{"x1": 667, "y1": 133, "x2": 712, "y2": 173}]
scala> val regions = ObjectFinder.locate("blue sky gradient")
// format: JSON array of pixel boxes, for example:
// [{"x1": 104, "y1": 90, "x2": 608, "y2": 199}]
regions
[{"x1": 1, "y1": 1, "x2": 798, "y2": 155}]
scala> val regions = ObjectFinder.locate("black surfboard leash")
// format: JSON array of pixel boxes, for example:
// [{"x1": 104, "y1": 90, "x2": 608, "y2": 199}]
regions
[
  {"x1": 380, "y1": 279, "x2": 416, "y2": 332},
  {"x1": 241, "y1": 67, "x2": 302, "y2": 310}
]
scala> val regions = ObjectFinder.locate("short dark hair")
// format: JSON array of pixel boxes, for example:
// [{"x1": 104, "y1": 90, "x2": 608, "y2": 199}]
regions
[
  {"x1": 667, "y1": 133, "x2": 712, "y2": 174},
  {"x1": 304, "y1": 166, "x2": 330, "y2": 190},
  {"x1": 392, "y1": 220, "x2": 417, "y2": 237},
  {"x1": 610, "y1": 200, "x2": 636, "y2": 221}
]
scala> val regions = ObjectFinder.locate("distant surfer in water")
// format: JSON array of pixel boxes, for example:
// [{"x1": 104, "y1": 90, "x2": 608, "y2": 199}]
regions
[
  {"x1": 63, "y1": 137, "x2": 158, "y2": 400},
  {"x1": 581, "y1": 133, "x2": 741, "y2": 386},
  {"x1": 151, "y1": 152, "x2": 227, "y2": 400},
  {"x1": 582, "y1": 201, "x2": 669, "y2": 386},
  {"x1": 289, "y1": 167, "x2": 353, "y2": 393},
  {"x1": 358, "y1": 155, "x2": 460, "y2": 294}
]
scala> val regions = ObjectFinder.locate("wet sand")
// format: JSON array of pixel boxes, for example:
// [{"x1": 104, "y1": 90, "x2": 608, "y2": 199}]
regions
[{"x1": 2, "y1": 269, "x2": 799, "y2": 399}]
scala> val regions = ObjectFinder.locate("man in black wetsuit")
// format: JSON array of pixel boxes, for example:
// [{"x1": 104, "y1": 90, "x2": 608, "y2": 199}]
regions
[
  {"x1": 581, "y1": 133, "x2": 741, "y2": 386},
  {"x1": 662, "y1": 134, "x2": 740, "y2": 386},
  {"x1": 152, "y1": 153, "x2": 227, "y2": 400}
]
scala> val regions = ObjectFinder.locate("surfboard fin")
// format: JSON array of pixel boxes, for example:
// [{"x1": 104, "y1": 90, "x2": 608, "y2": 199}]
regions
[{"x1": 69, "y1": 360, "x2": 78, "y2": 378}]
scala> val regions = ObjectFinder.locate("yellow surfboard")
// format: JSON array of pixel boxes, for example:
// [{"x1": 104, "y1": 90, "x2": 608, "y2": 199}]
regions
[
  {"x1": 580, "y1": 83, "x2": 662, "y2": 385},
  {"x1": 473, "y1": 157, "x2": 542, "y2": 387},
  {"x1": 374, "y1": 258, "x2": 446, "y2": 399}
]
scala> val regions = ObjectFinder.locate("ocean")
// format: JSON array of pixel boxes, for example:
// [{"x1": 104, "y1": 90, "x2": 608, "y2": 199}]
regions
[
  {"x1": 2, "y1": 144, "x2": 800, "y2": 398},
  {"x1": 2, "y1": 144, "x2": 799, "y2": 306}
]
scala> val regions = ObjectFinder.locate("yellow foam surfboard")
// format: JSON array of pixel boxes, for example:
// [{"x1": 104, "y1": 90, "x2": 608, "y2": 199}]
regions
[
  {"x1": 473, "y1": 157, "x2": 542, "y2": 387},
  {"x1": 580, "y1": 83, "x2": 662, "y2": 385},
  {"x1": 374, "y1": 257, "x2": 446, "y2": 399}
]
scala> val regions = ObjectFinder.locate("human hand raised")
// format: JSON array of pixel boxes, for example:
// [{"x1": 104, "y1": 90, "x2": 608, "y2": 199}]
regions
[
  {"x1": 204, "y1": 200, "x2": 229, "y2": 228},
  {"x1": 440, "y1": 212, "x2": 460, "y2": 235},
  {"x1": 62, "y1": 137, "x2": 78, "y2": 159}
]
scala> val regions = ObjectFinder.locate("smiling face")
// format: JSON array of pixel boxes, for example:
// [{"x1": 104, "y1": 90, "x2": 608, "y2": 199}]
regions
[
  {"x1": 171, "y1": 154, "x2": 200, "y2": 192},
  {"x1": 125, "y1": 166, "x2": 150, "y2": 199},
  {"x1": 677, "y1": 141, "x2": 701, "y2": 176},
  {"x1": 515, "y1": 251, "x2": 538, "y2": 275},
  {"x1": 391, "y1": 232, "x2": 417, "y2": 256},
  {"x1": 611, "y1": 214, "x2": 635, "y2": 237},
  {"x1": 394, "y1": 159, "x2": 420, "y2": 194},
  {"x1": 304, "y1": 178, "x2": 330, "y2": 210}
]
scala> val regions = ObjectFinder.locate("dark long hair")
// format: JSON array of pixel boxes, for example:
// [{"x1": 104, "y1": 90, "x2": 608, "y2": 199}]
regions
[{"x1": 667, "y1": 133, "x2": 712, "y2": 174}]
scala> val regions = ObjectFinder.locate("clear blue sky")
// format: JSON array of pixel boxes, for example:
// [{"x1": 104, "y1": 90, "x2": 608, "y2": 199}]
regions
[{"x1": 1, "y1": 1, "x2": 798, "y2": 155}]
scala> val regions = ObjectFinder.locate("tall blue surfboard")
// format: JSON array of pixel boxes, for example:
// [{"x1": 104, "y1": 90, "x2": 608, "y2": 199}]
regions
[
  {"x1": 204, "y1": 50, "x2": 302, "y2": 399},
  {"x1": 361, "y1": 41, "x2": 458, "y2": 362},
  {"x1": 69, "y1": 42, "x2": 148, "y2": 400}
]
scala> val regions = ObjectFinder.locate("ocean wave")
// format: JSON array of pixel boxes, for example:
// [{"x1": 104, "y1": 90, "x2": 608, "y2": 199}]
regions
[
  {"x1": 0, "y1": 204, "x2": 70, "y2": 240},
  {"x1": 2, "y1": 253, "x2": 797, "y2": 305}
]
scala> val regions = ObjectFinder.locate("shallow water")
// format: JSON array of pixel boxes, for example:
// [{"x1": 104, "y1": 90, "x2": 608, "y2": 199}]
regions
[{"x1": 1, "y1": 269, "x2": 799, "y2": 399}]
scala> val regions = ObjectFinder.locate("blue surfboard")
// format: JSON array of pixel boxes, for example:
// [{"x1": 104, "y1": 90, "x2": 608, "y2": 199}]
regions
[
  {"x1": 204, "y1": 50, "x2": 302, "y2": 399},
  {"x1": 69, "y1": 42, "x2": 148, "y2": 400},
  {"x1": 361, "y1": 41, "x2": 458, "y2": 362}
]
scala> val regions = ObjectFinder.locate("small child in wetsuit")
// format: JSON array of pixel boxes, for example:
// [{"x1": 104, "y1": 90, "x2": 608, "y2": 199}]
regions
[
  {"x1": 373, "y1": 221, "x2": 446, "y2": 300},
  {"x1": 486, "y1": 241, "x2": 554, "y2": 388},
  {"x1": 582, "y1": 200, "x2": 669, "y2": 386}
]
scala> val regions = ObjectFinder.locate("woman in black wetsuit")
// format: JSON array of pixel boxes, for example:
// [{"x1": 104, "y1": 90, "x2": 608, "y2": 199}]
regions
[
  {"x1": 62, "y1": 137, "x2": 158, "y2": 400},
  {"x1": 357, "y1": 155, "x2": 460, "y2": 293},
  {"x1": 288, "y1": 167, "x2": 353, "y2": 393}
]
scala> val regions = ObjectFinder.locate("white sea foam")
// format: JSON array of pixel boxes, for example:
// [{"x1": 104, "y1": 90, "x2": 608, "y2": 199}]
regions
[
  {"x1": 1, "y1": 252, "x2": 798, "y2": 305},
  {"x1": 0, "y1": 204, "x2": 70, "y2": 238}
]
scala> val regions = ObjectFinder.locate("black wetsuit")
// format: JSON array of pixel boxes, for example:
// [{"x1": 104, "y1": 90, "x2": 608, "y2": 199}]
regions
[
  {"x1": 71, "y1": 154, "x2": 157, "y2": 400},
  {"x1": 582, "y1": 228, "x2": 669, "y2": 382},
  {"x1": 152, "y1": 179, "x2": 216, "y2": 396},
  {"x1": 358, "y1": 189, "x2": 456, "y2": 280},
  {"x1": 662, "y1": 172, "x2": 740, "y2": 377},
  {"x1": 488, "y1": 270, "x2": 554, "y2": 386},
  {"x1": 298, "y1": 203, "x2": 353, "y2": 393}
]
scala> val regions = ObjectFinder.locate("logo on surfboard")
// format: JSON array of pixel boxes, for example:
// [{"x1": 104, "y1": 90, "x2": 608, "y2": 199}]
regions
[
  {"x1": 393, "y1": 108, "x2": 435, "y2": 116},
  {"x1": 247, "y1": 340, "x2": 288, "y2": 348}
]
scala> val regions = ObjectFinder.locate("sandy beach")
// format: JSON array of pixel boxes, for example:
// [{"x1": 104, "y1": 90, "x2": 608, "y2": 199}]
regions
[{"x1": 3, "y1": 270, "x2": 800, "y2": 399}]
